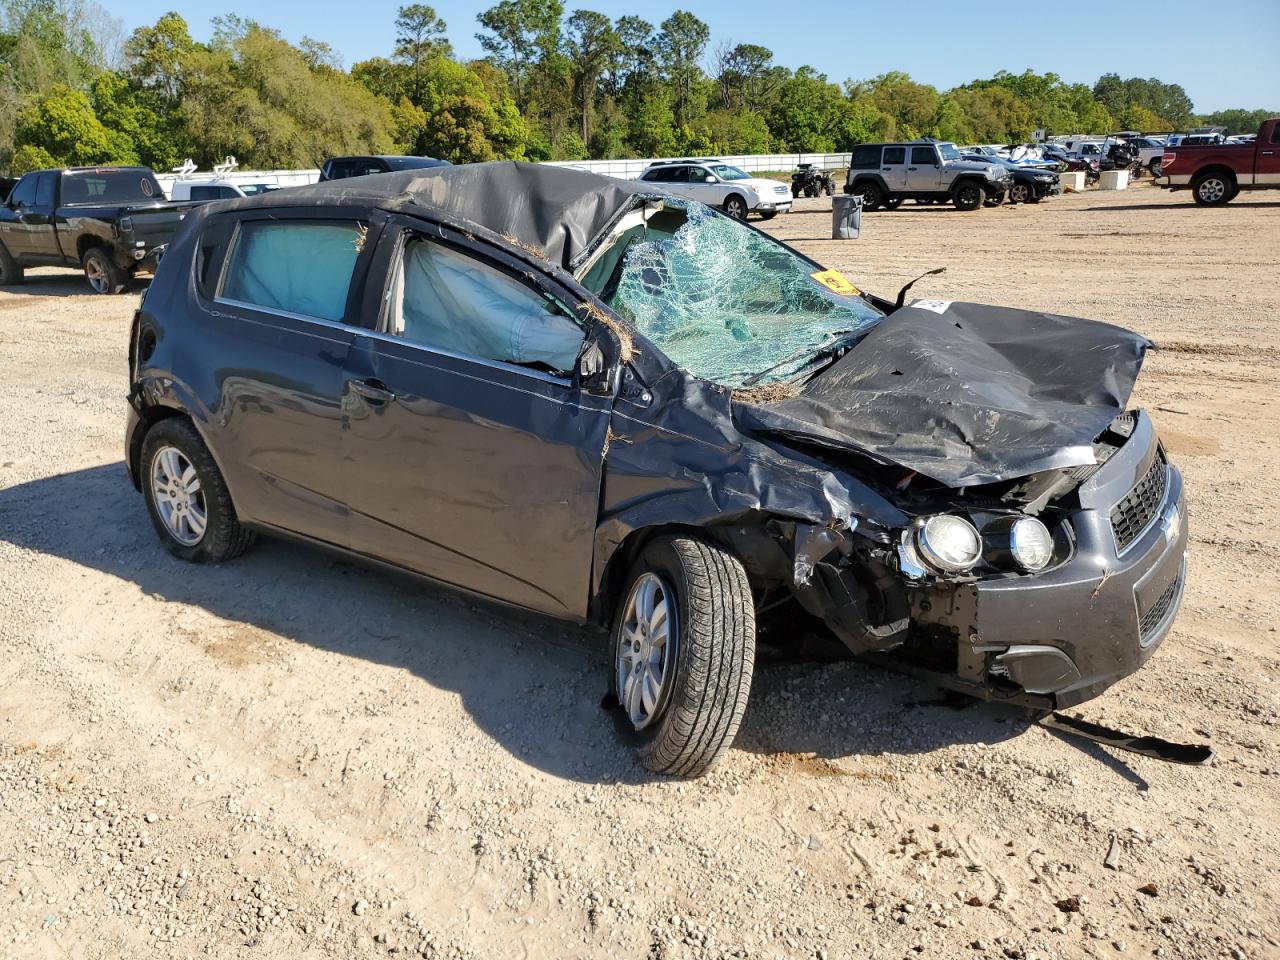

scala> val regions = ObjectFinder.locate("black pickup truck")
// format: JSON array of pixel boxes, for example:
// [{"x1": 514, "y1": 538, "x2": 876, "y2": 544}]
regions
[{"x1": 0, "y1": 166, "x2": 199, "y2": 293}]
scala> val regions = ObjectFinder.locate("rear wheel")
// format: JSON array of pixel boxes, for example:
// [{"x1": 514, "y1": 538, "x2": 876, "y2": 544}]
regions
[
  {"x1": 82, "y1": 247, "x2": 128, "y2": 294},
  {"x1": 952, "y1": 181, "x2": 986, "y2": 211},
  {"x1": 141, "y1": 417, "x2": 254, "y2": 563},
  {"x1": 723, "y1": 194, "x2": 748, "y2": 220},
  {"x1": 1192, "y1": 172, "x2": 1233, "y2": 206},
  {"x1": 851, "y1": 181, "x2": 882, "y2": 211},
  {"x1": 0, "y1": 242, "x2": 22, "y2": 286},
  {"x1": 610, "y1": 535, "x2": 755, "y2": 777}
]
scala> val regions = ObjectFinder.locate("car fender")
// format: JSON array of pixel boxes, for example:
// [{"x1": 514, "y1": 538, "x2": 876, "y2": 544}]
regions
[{"x1": 849, "y1": 173, "x2": 890, "y2": 195}]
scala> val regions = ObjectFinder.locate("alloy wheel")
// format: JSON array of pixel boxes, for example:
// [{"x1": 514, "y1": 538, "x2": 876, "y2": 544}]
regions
[
  {"x1": 85, "y1": 257, "x2": 109, "y2": 294},
  {"x1": 1197, "y1": 178, "x2": 1225, "y2": 203},
  {"x1": 617, "y1": 572, "x2": 678, "y2": 730},
  {"x1": 150, "y1": 445, "x2": 208, "y2": 546}
]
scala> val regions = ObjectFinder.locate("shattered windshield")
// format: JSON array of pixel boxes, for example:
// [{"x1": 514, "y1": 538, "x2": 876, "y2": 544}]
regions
[
  {"x1": 600, "y1": 199, "x2": 883, "y2": 388},
  {"x1": 938, "y1": 143, "x2": 961, "y2": 161}
]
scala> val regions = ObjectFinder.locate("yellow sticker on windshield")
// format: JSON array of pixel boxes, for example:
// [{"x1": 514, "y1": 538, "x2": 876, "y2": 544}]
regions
[{"x1": 810, "y1": 268, "x2": 860, "y2": 296}]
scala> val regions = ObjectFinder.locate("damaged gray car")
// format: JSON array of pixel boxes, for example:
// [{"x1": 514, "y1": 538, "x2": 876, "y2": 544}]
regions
[{"x1": 124, "y1": 163, "x2": 1187, "y2": 776}]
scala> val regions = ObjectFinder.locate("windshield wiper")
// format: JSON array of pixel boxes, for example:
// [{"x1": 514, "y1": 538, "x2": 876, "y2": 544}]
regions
[{"x1": 740, "y1": 330, "x2": 856, "y2": 387}]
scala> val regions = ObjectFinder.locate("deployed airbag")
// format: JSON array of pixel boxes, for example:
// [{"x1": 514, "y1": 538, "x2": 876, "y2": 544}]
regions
[{"x1": 734, "y1": 301, "x2": 1152, "y2": 486}]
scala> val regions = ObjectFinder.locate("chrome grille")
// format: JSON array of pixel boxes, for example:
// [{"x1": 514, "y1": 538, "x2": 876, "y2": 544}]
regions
[
  {"x1": 1139, "y1": 561, "x2": 1184, "y2": 646},
  {"x1": 1110, "y1": 449, "x2": 1168, "y2": 553}
]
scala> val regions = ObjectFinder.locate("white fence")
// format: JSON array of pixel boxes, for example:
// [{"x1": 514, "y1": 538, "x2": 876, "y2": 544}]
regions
[
  {"x1": 542, "y1": 153, "x2": 851, "y2": 180},
  {"x1": 151, "y1": 152, "x2": 851, "y2": 197}
]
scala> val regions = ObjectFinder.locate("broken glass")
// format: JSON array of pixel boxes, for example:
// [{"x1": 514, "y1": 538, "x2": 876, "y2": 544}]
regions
[{"x1": 603, "y1": 200, "x2": 883, "y2": 388}]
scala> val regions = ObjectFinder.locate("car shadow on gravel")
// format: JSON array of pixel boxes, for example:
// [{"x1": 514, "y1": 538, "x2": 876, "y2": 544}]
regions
[{"x1": 1, "y1": 462, "x2": 1147, "y2": 786}]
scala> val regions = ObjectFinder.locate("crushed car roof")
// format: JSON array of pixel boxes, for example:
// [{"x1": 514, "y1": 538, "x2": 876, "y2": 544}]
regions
[{"x1": 236, "y1": 161, "x2": 656, "y2": 271}]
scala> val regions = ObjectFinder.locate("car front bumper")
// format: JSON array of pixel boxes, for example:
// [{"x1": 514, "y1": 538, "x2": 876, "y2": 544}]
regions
[
  {"x1": 755, "y1": 198, "x2": 794, "y2": 213},
  {"x1": 798, "y1": 411, "x2": 1188, "y2": 709}
]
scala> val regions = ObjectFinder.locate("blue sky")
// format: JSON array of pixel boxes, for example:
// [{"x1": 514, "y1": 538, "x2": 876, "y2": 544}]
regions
[{"x1": 107, "y1": 0, "x2": 1279, "y2": 114}]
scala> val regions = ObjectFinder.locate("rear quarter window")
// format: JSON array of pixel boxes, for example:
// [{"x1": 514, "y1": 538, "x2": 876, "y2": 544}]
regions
[
  {"x1": 220, "y1": 220, "x2": 367, "y2": 322},
  {"x1": 851, "y1": 146, "x2": 880, "y2": 169}
]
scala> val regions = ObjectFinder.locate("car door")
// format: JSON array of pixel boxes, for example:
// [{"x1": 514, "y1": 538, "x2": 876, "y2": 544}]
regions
[
  {"x1": 0, "y1": 174, "x2": 39, "y2": 259},
  {"x1": 907, "y1": 146, "x2": 943, "y2": 191},
  {"x1": 340, "y1": 219, "x2": 612, "y2": 618},
  {"x1": 686, "y1": 165, "x2": 723, "y2": 205},
  {"x1": 880, "y1": 147, "x2": 908, "y2": 192},
  {"x1": 1257, "y1": 122, "x2": 1280, "y2": 185},
  {"x1": 199, "y1": 208, "x2": 385, "y2": 546}
]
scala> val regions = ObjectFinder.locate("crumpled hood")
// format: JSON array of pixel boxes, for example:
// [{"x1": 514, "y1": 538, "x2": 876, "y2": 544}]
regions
[{"x1": 733, "y1": 300, "x2": 1152, "y2": 487}]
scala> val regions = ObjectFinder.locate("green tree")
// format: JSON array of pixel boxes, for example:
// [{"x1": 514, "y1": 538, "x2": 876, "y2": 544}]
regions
[
  {"x1": 14, "y1": 83, "x2": 135, "y2": 166},
  {"x1": 475, "y1": 0, "x2": 562, "y2": 106},
  {"x1": 655, "y1": 10, "x2": 708, "y2": 127},
  {"x1": 395, "y1": 4, "x2": 450, "y2": 100},
  {"x1": 563, "y1": 10, "x2": 618, "y2": 146}
]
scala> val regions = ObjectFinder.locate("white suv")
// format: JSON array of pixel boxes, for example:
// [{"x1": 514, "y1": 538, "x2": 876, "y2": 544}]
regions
[{"x1": 636, "y1": 160, "x2": 793, "y2": 220}]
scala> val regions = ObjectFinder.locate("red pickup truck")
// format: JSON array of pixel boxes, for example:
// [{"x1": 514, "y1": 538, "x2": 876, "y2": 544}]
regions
[{"x1": 1159, "y1": 118, "x2": 1280, "y2": 205}]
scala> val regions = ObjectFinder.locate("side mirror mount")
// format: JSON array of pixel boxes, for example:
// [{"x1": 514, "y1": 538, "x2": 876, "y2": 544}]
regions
[{"x1": 576, "y1": 338, "x2": 621, "y2": 397}]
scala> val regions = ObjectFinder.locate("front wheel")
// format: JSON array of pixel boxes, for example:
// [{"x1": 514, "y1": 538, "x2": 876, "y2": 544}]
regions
[
  {"x1": 1008, "y1": 182, "x2": 1032, "y2": 204},
  {"x1": 141, "y1": 417, "x2": 254, "y2": 563},
  {"x1": 952, "y1": 182, "x2": 986, "y2": 211},
  {"x1": 1149, "y1": 158, "x2": 1162, "y2": 178},
  {"x1": 723, "y1": 195, "x2": 748, "y2": 220},
  {"x1": 791, "y1": 183, "x2": 802, "y2": 198},
  {"x1": 610, "y1": 535, "x2": 755, "y2": 777},
  {"x1": 82, "y1": 247, "x2": 128, "y2": 294}
]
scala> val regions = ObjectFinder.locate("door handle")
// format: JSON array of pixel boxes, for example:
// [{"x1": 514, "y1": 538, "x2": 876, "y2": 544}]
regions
[
  {"x1": 908, "y1": 166, "x2": 918, "y2": 171},
  {"x1": 1263, "y1": 151, "x2": 1275, "y2": 156},
  {"x1": 348, "y1": 378, "x2": 396, "y2": 406}
]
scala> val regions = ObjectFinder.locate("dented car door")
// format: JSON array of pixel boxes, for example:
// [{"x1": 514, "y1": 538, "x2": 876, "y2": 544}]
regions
[{"x1": 340, "y1": 220, "x2": 612, "y2": 618}]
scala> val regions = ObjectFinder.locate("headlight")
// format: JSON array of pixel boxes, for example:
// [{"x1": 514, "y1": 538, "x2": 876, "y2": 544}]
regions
[
  {"x1": 1035, "y1": 174, "x2": 1055, "y2": 181},
  {"x1": 915, "y1": 515, "x2": 982, "y2": 573},
  {"x1": 983, "y1": 516, "x2": 1054, "y2": 572},
  {"x1": 985, "y1": 167, "x2": 1002, "y2": 179}
]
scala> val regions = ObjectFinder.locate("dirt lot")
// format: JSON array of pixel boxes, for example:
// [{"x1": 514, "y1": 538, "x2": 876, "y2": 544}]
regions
[{"x1": 1, "y1": 184, "x2": 1278, "y2": 960}]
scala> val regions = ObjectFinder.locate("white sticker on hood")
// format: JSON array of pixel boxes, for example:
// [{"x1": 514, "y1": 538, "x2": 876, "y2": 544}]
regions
[{"x1": 910, "y1": 299, "x2": 953, "y2": 314}]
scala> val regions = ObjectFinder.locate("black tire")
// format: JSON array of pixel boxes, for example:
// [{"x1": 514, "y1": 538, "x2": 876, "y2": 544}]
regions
[
  {"x1": 140, "y1": 417, "x2": 254, "y2": 563},
  {"x1": 0, "y1": 241, "x2": 22, "y2": 286},
  {"x1": 985, "y1": 192, "x2": 1006, "y2": 207},
  {"x1": 882, "y1": 197, "x2": 903, "y2": 210},
  {"x1": 952, "y1": 181, "x2": 986, "y2": 211},
  {"x1": 610, "y1": 535, "x2": 755, "y2": 777},
  {"x1": 1192, "y1": 172, "x2": 1233, "y2": 206},
  {"x1": 851, "y1": 181, "x2": 882, "y2": 211},
  {"x1": 791, "y1": 183, "x2": 802, "y2": 198},
  {"x1": 823, "y1": 181, "x2": 834, "y2": 197},
  {"x1": 1008, "y1": 182, "x2": 1032, "y2": 204},
  {"x1": 82, "y1": 246, "x2": 128, "y2": 294},
  {"x1": 759, "y1": 210, "x2": 778, "y2": 220},
  {"x1": 723, "y1": 194, "x2": 748, "y2": 220}
]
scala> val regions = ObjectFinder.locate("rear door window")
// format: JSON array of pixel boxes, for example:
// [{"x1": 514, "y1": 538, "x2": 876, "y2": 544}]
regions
[
  {"x1": 882, "y1": 147, "x2": 906, "y2": 165},
  {"x1": 34, "y1": 172, "x2": 57, "y2": 208},
  {"x1": 220, "y1": 220, "x2": 367, "y2": 322}
]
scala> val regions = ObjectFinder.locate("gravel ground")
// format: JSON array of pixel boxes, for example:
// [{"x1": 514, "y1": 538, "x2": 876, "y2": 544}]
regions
[{"x1": 1, "y1": 183, "x2": 1278, "y2": 960}]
